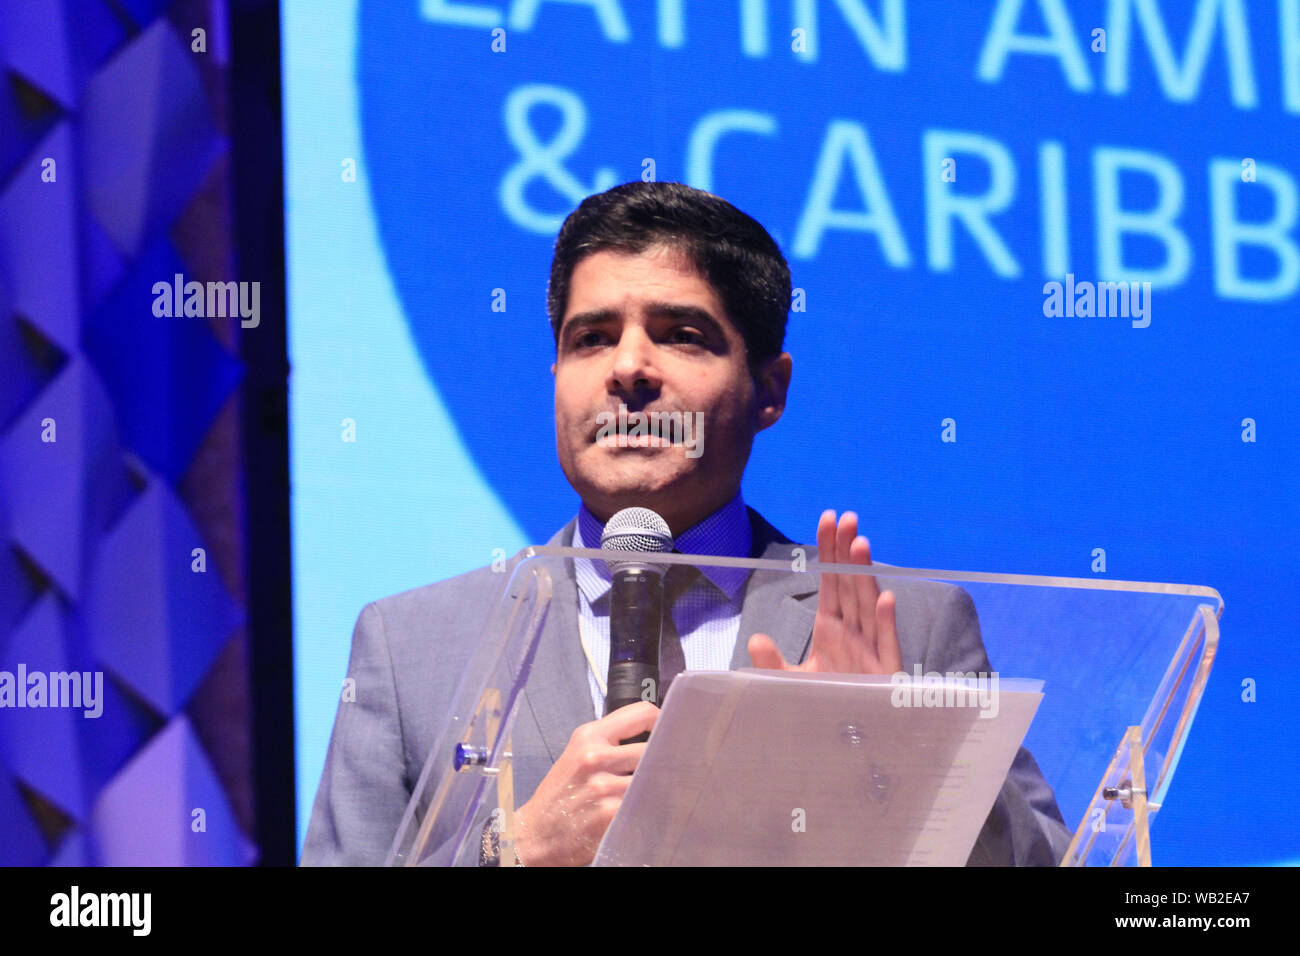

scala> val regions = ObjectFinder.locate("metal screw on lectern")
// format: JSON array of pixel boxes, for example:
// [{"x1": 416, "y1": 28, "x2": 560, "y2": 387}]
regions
[
  {"x1": 1102, "y1": 780, "x2": 1145, "y2": 809},
  {"x1": 454, "y1": 744, "x2": 488, "y2": 771},
  {"x1": 839, "y1": 723, "x2": 864, "y2": 747}
]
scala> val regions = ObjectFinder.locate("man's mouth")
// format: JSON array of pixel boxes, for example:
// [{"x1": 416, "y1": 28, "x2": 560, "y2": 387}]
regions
[
  {"x1": 589, "y1": 430, "x2": 679, "y2": 447},
  {"x1": 617, "y1": 434, "x2": 674, "y2": 447},
  {"x1": 588, "y1": 410, "x2": 685, "y2": 445}
]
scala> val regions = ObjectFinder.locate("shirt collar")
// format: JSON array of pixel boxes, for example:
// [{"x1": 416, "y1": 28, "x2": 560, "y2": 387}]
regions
[{"x1": 572, "y1": 493, "x2": 752, "y2": 604}]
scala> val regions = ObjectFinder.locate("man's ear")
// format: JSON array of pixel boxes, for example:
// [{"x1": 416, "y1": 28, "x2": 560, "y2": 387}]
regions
[
  {"x1": 551, "y1": 361, "x2": 556, "y2": 377},
  {"x1": 754, "y1": 352, "x2": 792, "y2": 432}
]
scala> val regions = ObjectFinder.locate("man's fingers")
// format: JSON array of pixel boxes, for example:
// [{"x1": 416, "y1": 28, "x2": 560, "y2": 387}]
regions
[
  {"x1": 876, "y1": 590, "x2": 902, "y2": 674},
  {"x1": 596, "y1": 700, "x2": 659, "y2": 743},
  {"x1": 588, "y1": 771, "x2": 635, "y2": 798},
  {"x1": 594, "y1": 744, "x2": 646, "y2": 776},
  {"x1": 816, "y1": 510, "x2": 839, "y2": 618},
  {"x1": 747, "y1": 632, "x2": 790, "y2": 671},
  {"x1": 852, "y1": 533, "x2": 880, "y2": 646},
  {"x1": 809, "y1": 508, "x2": 895, "y2": 675},
  {"x1": 836, "y1": 513, "x2": 861, "y2": 636}
]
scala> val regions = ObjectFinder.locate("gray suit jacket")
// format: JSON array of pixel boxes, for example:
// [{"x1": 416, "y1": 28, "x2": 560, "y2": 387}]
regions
[{"x1": 302, "y1": 507, "x2": 1072, "y2": 866}]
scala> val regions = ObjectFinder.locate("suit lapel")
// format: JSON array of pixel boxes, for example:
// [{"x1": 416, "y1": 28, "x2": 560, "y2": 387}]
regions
[
  {"x1": 520, "y1": 519, "x2": 598, "y2": 763},
  {"x1": 730, "y1": 508, "x2": 819, "y2": 669}
]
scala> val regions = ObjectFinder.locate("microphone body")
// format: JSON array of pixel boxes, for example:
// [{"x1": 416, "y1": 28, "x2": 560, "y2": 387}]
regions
[
  {"x1": 604, "y1": 565, "x2": 665, "y2": 713},
  {"x1": 600, "y1": 508, "x2": 674, "y2": 742}
]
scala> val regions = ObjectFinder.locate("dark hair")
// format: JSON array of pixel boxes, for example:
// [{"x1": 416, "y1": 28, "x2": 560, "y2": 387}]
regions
[{"x1": 547, "y1": 182, "x2": 790, "y2": 373}]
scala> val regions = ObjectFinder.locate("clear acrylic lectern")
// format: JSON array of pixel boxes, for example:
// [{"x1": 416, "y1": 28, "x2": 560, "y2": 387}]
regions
[{"x1": 384, "y1": 547, "x2": 1220, "y2": 867}]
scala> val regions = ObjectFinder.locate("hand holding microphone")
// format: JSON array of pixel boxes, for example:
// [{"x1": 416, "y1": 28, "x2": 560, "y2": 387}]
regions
[{"x1": 513, "y1": 507, "x2": 672, "y2": 864}]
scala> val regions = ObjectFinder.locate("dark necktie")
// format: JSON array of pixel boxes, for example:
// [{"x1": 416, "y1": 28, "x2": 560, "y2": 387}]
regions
[{"x1": 658, "y1": 562, "x2": 702, "y2": 701}]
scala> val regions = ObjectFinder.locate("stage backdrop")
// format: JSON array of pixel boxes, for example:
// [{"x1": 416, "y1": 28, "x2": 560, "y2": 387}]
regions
[{"x1": 284, "y1": 0, "x2": 1299, "y2": 862}]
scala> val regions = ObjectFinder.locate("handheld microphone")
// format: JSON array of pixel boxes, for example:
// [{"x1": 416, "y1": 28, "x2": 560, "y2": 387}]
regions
[{"x1": 601, "y1": 508, "x2": 673, "y2": 729}]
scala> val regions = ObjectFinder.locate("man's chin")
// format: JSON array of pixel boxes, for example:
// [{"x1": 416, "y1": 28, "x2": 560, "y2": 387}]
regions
[{"x1": 576, "y1": 461, "x2": 698, "y2": 509}]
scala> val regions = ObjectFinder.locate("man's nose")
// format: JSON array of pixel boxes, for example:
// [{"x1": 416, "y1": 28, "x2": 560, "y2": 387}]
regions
[{"x1": 607, "y1": 327, "x2": 662, "y2": 395}]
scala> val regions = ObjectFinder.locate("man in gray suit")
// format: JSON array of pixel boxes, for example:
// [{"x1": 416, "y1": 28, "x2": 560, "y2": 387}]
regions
[{"x1": 302, "y1": 181, "x2": 1071, "y2": 867}]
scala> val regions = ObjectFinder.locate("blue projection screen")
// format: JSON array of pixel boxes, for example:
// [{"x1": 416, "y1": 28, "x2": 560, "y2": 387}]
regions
[{"x1": 284, "y1": 0, "x2": 1299, "y2": 863}]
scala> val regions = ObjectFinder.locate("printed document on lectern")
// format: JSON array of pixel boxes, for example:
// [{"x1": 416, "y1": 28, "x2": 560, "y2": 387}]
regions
[{"x1": 594, "y1": 670, "x2": 1045, "y2": 866}]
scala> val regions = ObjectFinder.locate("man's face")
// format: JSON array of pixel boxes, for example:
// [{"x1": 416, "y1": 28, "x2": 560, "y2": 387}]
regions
[{"x1": 553, "y1": 243, "x2": 789, "y2": 536}]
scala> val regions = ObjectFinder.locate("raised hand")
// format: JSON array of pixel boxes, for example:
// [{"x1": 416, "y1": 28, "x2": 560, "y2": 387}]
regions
[{"x1": 748, "y1": 510, "x2": 903, "y2": 675}]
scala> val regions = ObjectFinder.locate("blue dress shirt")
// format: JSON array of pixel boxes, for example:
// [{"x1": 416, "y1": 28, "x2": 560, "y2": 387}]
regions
[{"x1": 572, "y1": 493, "x2": 754, "y2": 718}]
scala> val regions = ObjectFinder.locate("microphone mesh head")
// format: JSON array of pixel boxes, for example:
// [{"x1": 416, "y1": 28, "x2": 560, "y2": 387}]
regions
[{"x1": 600, "y1": 508, "x2": 673, "y2": 573}]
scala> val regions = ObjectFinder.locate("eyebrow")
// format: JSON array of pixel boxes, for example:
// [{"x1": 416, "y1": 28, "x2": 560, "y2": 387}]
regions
[{"x1": 560, "y1": 302, "x2": 727, "y2": 339}]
